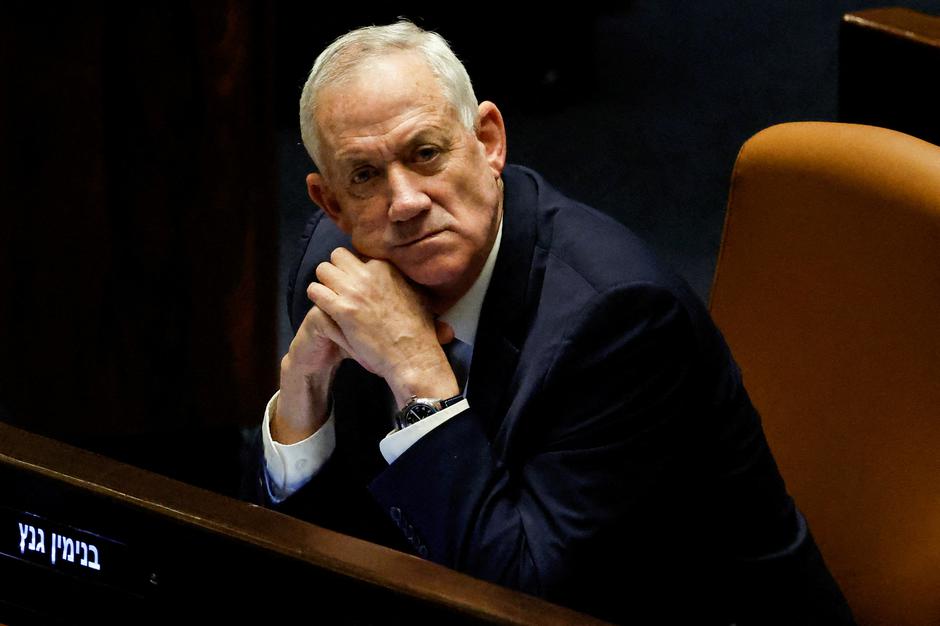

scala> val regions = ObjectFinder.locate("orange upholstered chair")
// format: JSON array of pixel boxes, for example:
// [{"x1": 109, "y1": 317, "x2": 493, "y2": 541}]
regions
[{"x1": 709, "y1": 122, "x2": 940, "y2": 626}]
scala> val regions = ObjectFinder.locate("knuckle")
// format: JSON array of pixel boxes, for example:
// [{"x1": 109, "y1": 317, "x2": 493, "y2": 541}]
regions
[
  {"x1": 308, "y1": 304, "x2": 322, "y2": 318},
  {"x1": 280, "y1": 353, "x2": 295, "y2": 373},
  {"x1": 334, "y1": 300, "x2": 354, "y2": 317}
]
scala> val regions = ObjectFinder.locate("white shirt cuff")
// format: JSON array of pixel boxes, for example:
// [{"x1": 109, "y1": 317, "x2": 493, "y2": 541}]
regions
[
  {"x1": 379, "y1": 398, "x2": 470, "y2": 465},
  {"x1": 262, "y1": 390, "x2": 336, "y2": 503}
]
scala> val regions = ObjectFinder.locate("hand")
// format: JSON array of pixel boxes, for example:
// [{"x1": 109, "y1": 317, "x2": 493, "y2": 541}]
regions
[
  {"x1": 308, "y1": 247, "x2": 459, "y2": 407},
  {"x1": 272, "y1": 299, "x2": 348, "y2": 444}
]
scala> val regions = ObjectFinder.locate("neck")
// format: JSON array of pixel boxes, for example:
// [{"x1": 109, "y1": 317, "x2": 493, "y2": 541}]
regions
[{"x1": 427, "y1": 279, "x2": 474, "y2": 316}]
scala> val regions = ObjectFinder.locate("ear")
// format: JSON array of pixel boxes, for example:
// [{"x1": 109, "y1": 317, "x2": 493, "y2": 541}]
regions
[
  {"x1": 475, "y1": 101, "x2": 507, "y2": 177},
  {"x1": 306, "y1": 172, "x2": 350, "y2": 233}
]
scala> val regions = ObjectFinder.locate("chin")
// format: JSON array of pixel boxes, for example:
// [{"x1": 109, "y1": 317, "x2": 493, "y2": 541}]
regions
[{"x1": 403, "y1": 258, "x2": 469, "y2": 291}]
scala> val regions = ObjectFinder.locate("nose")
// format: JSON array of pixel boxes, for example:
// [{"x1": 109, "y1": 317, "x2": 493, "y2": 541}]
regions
[{"x1": 386, "y1": 164, "x2": 431, "y2": 222}]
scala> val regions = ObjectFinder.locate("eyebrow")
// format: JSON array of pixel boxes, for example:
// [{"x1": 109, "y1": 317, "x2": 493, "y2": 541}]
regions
[
  {"x1": 407, "y1": 127, "x2": 451, "y2": 147},
  {"x1": 333, "y1": 127, "x2": 454, "y2": 170}
]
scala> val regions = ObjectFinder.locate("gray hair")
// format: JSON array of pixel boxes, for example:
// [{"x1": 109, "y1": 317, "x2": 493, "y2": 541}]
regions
[{"x1": 299, "y1": 20, "x2": 479, "y2": 169}]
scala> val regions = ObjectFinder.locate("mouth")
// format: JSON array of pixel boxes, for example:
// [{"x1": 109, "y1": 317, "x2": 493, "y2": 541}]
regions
[{"x1": 395, "y1": 229, "x2": 446, "y2": 248}]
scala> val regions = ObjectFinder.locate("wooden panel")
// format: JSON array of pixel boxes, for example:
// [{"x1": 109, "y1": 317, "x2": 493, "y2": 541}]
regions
[
  {"x1": 0, "y1": 4, "x2": 277, "y2": 482},
  {"x1": 0, "y1": 421, "x2": 609, "y2": 625},
  {"x1": 840, "y1": 7, "x2": 940, "y2": 146}
]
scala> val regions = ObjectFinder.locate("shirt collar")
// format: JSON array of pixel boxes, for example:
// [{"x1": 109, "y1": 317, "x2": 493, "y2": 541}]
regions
[{"x1": 438, "y1": 216, "x2": 503, "y2": 348}]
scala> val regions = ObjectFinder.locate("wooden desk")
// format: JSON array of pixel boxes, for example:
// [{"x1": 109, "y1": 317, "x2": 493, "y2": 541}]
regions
[{"x1": 0, "y1": 422, "x2": 608, "y2": 625}]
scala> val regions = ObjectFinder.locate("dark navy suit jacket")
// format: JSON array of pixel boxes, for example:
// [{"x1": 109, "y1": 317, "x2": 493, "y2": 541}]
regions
[{"x1": 252, "y1": 165, "x2": 853, "y2": 624}]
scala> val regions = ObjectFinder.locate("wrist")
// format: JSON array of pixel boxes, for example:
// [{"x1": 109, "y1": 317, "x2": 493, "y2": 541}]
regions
[
  {"x1": 389, "y1": 360, "x2": 459, "y2": 409},
  {"x1": 393, "y1": 393, "x2": 464, "y2": 430},
  {"x1": 274, "y1": 358, "x2": 338, "y2": 444}
]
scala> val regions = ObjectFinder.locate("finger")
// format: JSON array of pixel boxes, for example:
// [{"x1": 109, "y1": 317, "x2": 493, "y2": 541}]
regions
[
  {"x1": 329, "y1": 246, "x2": 368, "y2": 271},
  {"x1": 435, "y1": 319, "x2": 455, "y2": 345},
  {"x1": 306, "y1": 278, "x2": 326, "y2": 302},
  {"x1": 309, "y1": 306, "x2": 355, "y2": 358},
  {"x1": 314, "y1": 261, "x2": 347, "y2": 293},
  {"x1": 295, "y1": 303, "x2": 334, "y2": 344},
  {"x1": 289, "y1": 307, "x2": 337, "y2": 362},
  {"x1": 307, "y1": 281, "x2": 346, "y2": 319}
]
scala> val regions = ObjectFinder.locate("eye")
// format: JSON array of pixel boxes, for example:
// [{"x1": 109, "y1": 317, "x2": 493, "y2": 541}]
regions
[
  {"x1": 414, "y1": 145, "x2": 440, "y2": 163},
  {"x1": 350, "y1": 167, "x2": 376, "y2": 185}
]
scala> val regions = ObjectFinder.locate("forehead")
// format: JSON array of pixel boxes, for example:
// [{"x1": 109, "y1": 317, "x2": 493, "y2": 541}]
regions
[{"x1": 314, "y1": 52, "x2": 460, "y2": 162}]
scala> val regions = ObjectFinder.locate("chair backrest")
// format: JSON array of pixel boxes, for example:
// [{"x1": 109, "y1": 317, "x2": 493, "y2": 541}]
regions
[{"x1": 710, "y1": 122, "x2": 940, "y2": 626}]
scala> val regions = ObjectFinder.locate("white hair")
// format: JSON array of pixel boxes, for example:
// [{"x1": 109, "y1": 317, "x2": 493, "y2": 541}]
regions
[{"x1": 299, "y1": 20, "x2": 479, "y2": 169}]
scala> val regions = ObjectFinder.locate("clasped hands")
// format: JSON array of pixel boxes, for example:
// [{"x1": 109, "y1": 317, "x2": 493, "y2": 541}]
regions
[{"x1": 272, "y1": 247, "x2": 459, "y2": 445}]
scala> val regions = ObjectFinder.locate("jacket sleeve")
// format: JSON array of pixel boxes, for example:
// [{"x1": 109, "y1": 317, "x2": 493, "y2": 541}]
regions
[{"x1": 366, "y1": 283, "x2": 794, "y2": 609}]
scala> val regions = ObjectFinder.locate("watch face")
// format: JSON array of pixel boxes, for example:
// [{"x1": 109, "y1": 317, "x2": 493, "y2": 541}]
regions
[{"x1": 404, "y1": 402, "x2": 437, "y2": 424}]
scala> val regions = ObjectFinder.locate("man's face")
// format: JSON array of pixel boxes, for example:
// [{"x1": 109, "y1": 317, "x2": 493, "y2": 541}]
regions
[{"x1": 306, "y1": 51, "x2": 506, "y2": 302}]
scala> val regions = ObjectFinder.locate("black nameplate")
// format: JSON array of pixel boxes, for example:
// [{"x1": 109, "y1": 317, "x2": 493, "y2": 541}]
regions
[{"x1": 0, "y1": 506, "x2": 147, "y2": 594}]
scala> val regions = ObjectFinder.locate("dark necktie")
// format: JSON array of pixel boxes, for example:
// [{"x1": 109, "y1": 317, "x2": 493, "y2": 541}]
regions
[{"x1": 443, "y1": 338, "x2": 473, "y2": 395}]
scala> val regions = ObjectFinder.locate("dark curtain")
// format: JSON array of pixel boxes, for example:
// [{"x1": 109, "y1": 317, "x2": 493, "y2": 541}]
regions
[{"x1": 0, "y1": 2, "x2": 277, "y2": 494}]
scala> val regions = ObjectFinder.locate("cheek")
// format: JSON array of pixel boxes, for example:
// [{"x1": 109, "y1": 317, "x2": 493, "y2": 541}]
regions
[
  {"x1": 459, "y1": 186, "x2": 500, "y2": 242},
  {"x1": 342, "y1": 205, "x2": 387, "y2": 250},
  {"x1": 441, "y1": 172, "x2": 498, "y2": 229}
]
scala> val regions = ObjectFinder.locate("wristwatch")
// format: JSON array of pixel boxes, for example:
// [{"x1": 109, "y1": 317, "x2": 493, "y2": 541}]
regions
[{"x1": 394, "y1": 394, "x2": 464, "y2": 430}]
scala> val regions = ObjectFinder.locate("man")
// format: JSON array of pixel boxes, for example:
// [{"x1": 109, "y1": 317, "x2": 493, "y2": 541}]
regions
[{"x1": 250, "y1": 20, "x2": 853, "y2": 624}]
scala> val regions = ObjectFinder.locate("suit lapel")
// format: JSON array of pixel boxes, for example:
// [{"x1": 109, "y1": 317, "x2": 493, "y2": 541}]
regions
[{"x1": 468, "y1": 166, "x2": 542, "y2": 438}]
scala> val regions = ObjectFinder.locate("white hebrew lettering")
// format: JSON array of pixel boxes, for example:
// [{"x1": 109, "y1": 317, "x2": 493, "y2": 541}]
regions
[
  {"x1": 87, "y1": 544, "x2": 100, "y2": 571},
  {"x1": 18, "y1": 523, "x2": 28, "y2": 554},
  {"x1": 28, "y1": 525, "x2": 36, "y2": 550},
  {"x1": 64, "y1": 537, "x2": 74, "y2": 562},
  {"x1": 51, "y1": 532, "x2": 57, "y2": 564},
  {"x1": 36, "y1": 528, "x2": 45, "y2": 554},
  {"x1": 79, "y1": 542, "x2": 87, "y2": 566}
]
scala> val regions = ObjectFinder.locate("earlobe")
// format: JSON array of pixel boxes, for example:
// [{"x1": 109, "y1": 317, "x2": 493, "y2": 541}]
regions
[
  {"x1": 306, "y1": 172, "x2": 349, "y2": 233},
  {"x1": 476, "y1": 101, "x2": 507, "y2": 177}
]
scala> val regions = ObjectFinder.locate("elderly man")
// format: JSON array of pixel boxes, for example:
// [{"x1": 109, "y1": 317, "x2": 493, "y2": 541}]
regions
[{"x1": 250, "y1": 20, "x2": 853, "y2": 624}]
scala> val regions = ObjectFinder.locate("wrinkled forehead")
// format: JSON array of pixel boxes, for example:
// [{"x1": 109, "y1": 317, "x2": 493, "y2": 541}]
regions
[{"x1": 313, "y1": 52, "x2": 462, "y2": 161}]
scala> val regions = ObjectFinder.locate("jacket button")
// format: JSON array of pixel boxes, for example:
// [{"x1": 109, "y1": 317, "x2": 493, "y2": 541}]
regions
[
  {"x1": 389, "y1": 506, "x2": 402, "y2": 523},
  {"x1": 404, "y1": 524, "x2": 415, "y2": 540},
  {"x1": 417, "y1": 544, "x2": 429, "y2": 558}
]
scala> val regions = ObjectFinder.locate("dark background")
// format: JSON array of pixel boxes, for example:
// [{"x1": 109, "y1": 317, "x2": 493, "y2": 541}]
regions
[{"x1": 2, "y1": 1, "x2": 939, "y2": 496}]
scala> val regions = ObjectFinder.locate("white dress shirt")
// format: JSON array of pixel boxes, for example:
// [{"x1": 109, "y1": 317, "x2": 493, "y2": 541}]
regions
[{"x1": 262, "y1": 218, "x2": 503, "y2": 502}]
